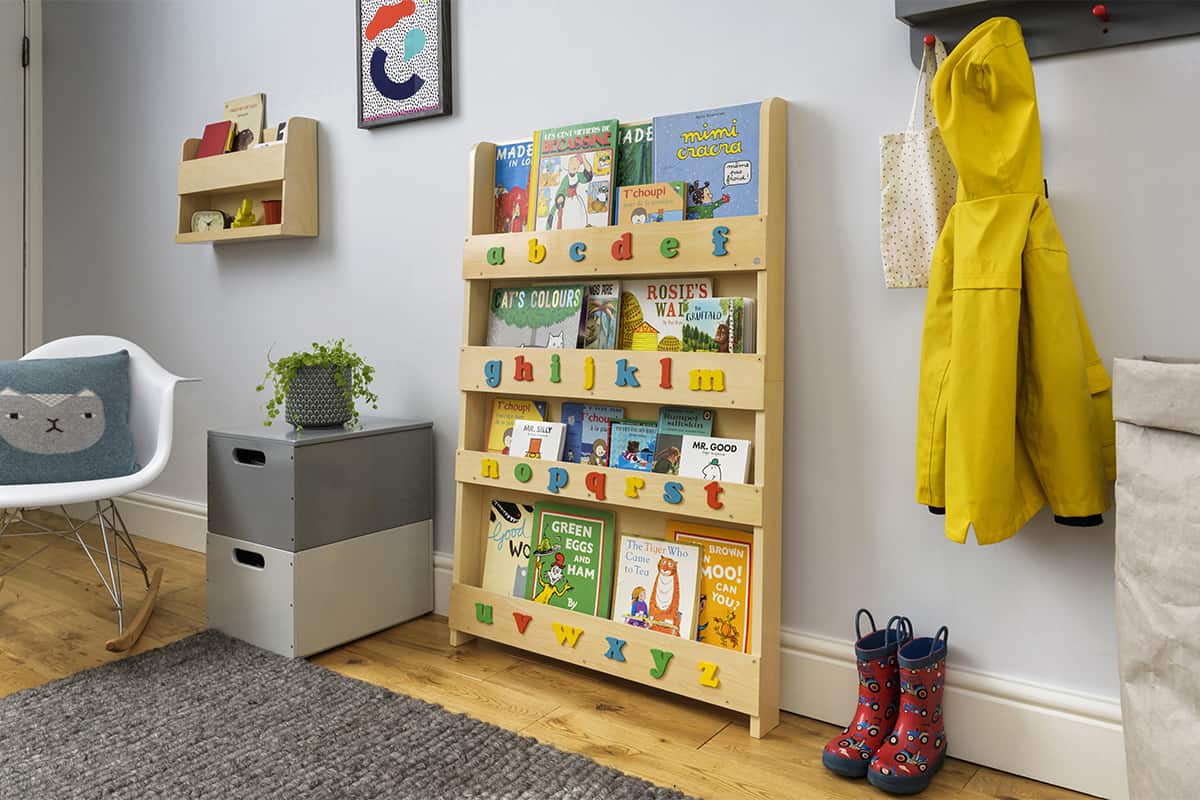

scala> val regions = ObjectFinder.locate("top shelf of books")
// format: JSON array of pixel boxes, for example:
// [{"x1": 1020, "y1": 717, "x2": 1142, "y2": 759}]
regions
[{"x1": 468, "y1": 99, "x2": 783, "y2": 280}]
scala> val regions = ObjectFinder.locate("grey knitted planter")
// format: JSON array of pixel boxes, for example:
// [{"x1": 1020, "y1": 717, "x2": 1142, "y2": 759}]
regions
[{"x1": 285, "y1": 366, "x2": 353, "y2": 428}]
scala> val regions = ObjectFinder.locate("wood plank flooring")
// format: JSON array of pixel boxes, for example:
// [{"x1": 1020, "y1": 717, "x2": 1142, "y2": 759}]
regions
[{"x1": 0, "y1": 513, "x2": 1091, "y2": 799}]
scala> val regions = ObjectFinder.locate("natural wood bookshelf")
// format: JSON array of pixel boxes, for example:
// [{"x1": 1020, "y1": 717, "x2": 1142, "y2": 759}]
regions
[
  {"x1": 175, "y1": 116, "x2": 318, "y2": 244},
  {"x1": 449, "y1": 98, "x2": 786, "y2": 738}
]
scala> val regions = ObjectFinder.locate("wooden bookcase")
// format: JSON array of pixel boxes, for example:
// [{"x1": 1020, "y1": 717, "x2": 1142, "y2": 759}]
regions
[
  {"x1": 175, "y1": 116, "x2": 318, "y2": 244},
  {"x1": 449, "y1": 98, "x2": 786, "y2": 738}
]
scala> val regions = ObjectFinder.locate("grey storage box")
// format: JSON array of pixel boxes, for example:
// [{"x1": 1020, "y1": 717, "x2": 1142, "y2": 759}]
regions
[{"x1": 206, "y1": 417, "x2": 434, "y2": 657}]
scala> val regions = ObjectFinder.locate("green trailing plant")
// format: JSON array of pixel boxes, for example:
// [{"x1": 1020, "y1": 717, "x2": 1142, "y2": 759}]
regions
[{"x1": 256, "y1": 338, "x2": 379, "y2": 428}]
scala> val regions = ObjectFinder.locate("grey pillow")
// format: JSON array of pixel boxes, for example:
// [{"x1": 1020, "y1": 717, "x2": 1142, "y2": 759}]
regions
[{"x1": 0, "y1": 350, "x2": 138, "y2": 485}]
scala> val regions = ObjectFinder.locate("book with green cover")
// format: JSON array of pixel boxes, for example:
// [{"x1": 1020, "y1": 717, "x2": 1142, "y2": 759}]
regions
[
  {"x1": 524, "y1": 502, "x2": 616, "y2": 617},
  {"x1": 615, "y1": 121, "x2": 653, "y2": 190},
  {"x1": 653, "y1": 407, "x2": 713, "y2": 475}
]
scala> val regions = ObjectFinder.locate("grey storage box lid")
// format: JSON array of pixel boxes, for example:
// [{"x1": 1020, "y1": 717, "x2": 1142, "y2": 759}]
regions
[{"x1": 208, "y1": 417, "x2": 433, "y2": 552}]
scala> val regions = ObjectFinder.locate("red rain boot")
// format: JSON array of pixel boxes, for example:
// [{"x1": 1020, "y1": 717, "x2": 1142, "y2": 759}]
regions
[
  {"x1": 868, "y1": 626, "x2": 949, "y2": 795},
  {"x1": 822, "y1": 610, "x2": 912, "y2": 778}
]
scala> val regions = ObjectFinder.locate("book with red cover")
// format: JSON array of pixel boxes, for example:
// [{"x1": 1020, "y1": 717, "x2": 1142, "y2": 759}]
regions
[{"x1": 196, "y1": 121, "x2": 235, "y2": 158}]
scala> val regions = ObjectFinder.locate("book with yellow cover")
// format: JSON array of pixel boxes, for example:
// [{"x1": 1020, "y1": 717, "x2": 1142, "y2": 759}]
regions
[
  {"x1": 223, "y1": 93, "x2": 266, "y2": 147},
  {"x1": 485, "y1": 397, "x2": 547, "y2": 454},
  {"x1": 666, "y1": 520, "x2": 754, "y2": 652}
]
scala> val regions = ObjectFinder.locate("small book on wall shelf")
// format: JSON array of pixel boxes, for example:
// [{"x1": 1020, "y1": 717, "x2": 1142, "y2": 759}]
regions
[
  {"x1": 196, "y1": 120, "x2": 235, "y2": 158},
  {"x1": 482, "y1": 498, "x2": 536, "y2": 598},
  {"x1": 509, "y1": 419, "x2": 566, "y2": 462},
  {"x1": 611, "y1": 534, "x2": 703, "y2": 639},
  {"x1": 486, "y1": 398, "x2": 547, "y2": 454}
]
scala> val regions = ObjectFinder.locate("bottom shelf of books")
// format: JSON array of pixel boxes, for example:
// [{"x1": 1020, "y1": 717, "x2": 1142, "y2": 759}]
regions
[{"x1": 449, "y1": 582, "x2": 762, "y2": 714}]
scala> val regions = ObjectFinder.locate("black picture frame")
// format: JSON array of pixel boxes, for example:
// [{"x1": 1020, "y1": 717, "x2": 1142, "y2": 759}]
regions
[{"x1": 357, "y1": 0, "x2": 453, "y2": 129}]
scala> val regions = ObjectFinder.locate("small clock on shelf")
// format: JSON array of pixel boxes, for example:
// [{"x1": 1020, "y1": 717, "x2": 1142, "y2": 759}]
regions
[{"x1": 191, "y1": 210, "x2": 229, "y2": 233}]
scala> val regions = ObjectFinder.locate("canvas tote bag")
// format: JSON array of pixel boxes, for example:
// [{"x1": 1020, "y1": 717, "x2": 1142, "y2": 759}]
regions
[
  {"x1": 1114, "y1": 357, "x2": 1200, "y2": 799},
  {"x1": 880, "y1": 38, "x2": 956, "y2": 289}
]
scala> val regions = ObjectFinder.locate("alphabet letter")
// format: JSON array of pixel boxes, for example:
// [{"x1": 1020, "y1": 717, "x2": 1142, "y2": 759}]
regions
[
  {"x1": 585, "y1": 471, "x2": 607, "y2": 500},
  {"x1": 604, "y1": 637, "x2": 627, "y2": 662},
  {"x1": 547, "y1": 467, "x2": 568, "y2": 494},
  {"x1": 480, "y1": 458, "x2": 499, "y2": 479},
  {"x1": 486, "y1": 246, "x2": 505, "y2": 265},
  {"x1": 513, "y1": 355, "x2": 533, "y2": 382},
  {"x1": 699, "y1": 660, "x2": 721, "y2": 688},
  {"x1": 663, "y1": 481, "x2": 683, "y2": 504},
  {"x1": 711, "y1": 225, "x2": 730, "y2": 257},
  {"x1": 705, "y1": 480, "x2": 725, "y2": 510},
  {"x1": 484, "y1": 359, "x2": 502, "y2": 388},
  {"x1": 660, "y1": 236, "x2": 680, "y2": 259},
  {"x1": 552, "y1": 622, "x2": 583, "y2": 647},
  {"x1": 689, "y1": 368, "x2": 725, "y2": 392},
  {"x1": 659, "y1": 357, "x2": 672, "y2": 389},
  {"x1": 550, "y1": 353, "x2": 561, "y2": 383},
  {"x1": 584, "y1": 356, "x2": 595, "y2": 390},
  {"x1": 611, "y1": 231, "x2": 633, "y2": 260},
  {"x1": 474, "y1": 603, "x2": 493, "y2": 624},
  {"x1": 514, "y1": 462, "x2": 533, "y2": 483},
  {"x1": 625, "y1": 476, "x2": 645, "y2": 498},
  {"x1": 649, "y1": 648, "x2": 674, "y2": 679},
  {"x1": 615, "y1": 359, "x2": 640, "y2": 387},
  {"x1": 568, "y1": 241, "x2": 587, "y2": 262},
  {"x1": 528, "y1": 238, "x2": 546, "y2": 263},
  {"x1": 513, "y1": 612, "x2": 532, "y2": 633}
]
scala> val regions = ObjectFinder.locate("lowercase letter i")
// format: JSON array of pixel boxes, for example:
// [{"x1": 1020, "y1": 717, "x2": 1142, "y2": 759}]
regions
[
  {"x1": 550, "y1": 353, "x2": 561, "y2": 383},
  {"x1": 486, "y1": 246, "x2": 505, "y2": 265},
  {"x1": 584, "y1": 356, "x2": 595, "y2": 390},
  {"x1": 484, "y1": 360, "x2": 502, "y2": 387},
  {"x1": 528, "y1": 238, "x2": 546, "y2": 263},
  {"x1": 711, "y1": 225, "x2": 730, "y2": 256},
  {"x1": 615, "y1": 359, "x2": 640, "y2": 387},
  {"x1": 513, "y1": 355, "x2": 533, "y2": 381},
  {"x1": 585, "y1": 471, "x2": 607, "y2": 500}
]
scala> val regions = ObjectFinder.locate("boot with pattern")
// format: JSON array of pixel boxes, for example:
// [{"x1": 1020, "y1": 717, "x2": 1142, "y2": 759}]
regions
[
  {"x1": 821, "y1": 610, "x2": 912, "y2": 778},
  {"x1": 868, "y1": 626, "x2": 949, "y2": 795}
]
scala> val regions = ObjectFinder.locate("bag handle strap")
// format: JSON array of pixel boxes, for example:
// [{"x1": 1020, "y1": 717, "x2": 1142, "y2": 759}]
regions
[{"x1": 907, "y1": 37, "x2": 948, "y2": 131}]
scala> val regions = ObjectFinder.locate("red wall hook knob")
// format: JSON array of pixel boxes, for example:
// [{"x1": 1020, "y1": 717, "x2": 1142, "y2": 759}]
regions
[
  {"x1": 1093, "y1": 4, "x2": 1109, "y2": 22},
  {"x1": 923, "y1": 33, "x2": 936, "y2": 47}
]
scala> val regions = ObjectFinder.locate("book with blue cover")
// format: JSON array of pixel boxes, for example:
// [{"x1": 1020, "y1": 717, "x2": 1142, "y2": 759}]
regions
[
  {"x1": 653, "y1": 407, "x2": 713, "y2": 475},
  {"x1": 652, "y1": 102, "x2": 760, "y2": 220},
  {"x1": 562, "y1": 403, "x2": 624, "y2": 465},
  {"x1": 494, "y1": 139, "x2": 533, "y2": 233},
  {"x1": 609, "y1": 419, "x2": 658, "y2": 472}
]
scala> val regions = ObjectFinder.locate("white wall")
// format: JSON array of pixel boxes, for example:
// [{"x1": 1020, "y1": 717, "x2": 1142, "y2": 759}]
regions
[{"x1": 41, "y1": 0, "x2": 1200, "y2": 705}]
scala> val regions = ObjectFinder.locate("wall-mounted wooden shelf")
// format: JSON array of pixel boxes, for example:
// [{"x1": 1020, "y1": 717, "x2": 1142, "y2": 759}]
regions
[
  {"x1": 449, "y1": 98, "x2": 787, "y2": 739},
  {"x1": 175, "y1": 116, "x2": 318, "y2": 244}
]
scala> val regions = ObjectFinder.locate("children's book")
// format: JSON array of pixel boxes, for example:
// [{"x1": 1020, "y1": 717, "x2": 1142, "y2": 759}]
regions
[
  {"x1": 528, "y1": 119, "x2": 618, "y2": 231},
  {"x1": 482, "y1": 499, "x2": 537, "y2": 598},
  {"x1": 680, "y1": 297, "x2": 757, "y2": 353},
  {"x1": 509, "y1": 419, "x2": 566, "y2": 461},
  {"x1": 583, "y1": 281, "x2": 621, "y2": 350},
  {"x1": 196, "y1": 120, "x2": 235, "y2": 157},
  {"x1": 525, "y1": 502, "x2": 616, "y2": 616},
  {"x1": 486, "y1": 398, "x2": 547, "y2": 454},
  {"x1": 486, "y1": 285, "x2": 587, "y2": 348},
  {"x1": 223, "y1": 93, "x2": 266, "y2": 148},
  {"x1": 617, "y1": 278, "x2": 713, "y2": 351},
  {"x1": 666, "y1": 520, "x2": 754, "y2": 652},
  {"x1": 494, "y1": 139, "x2": 533, "y2": 234},
  {"x1": 678, "y1": 435, "x2": 752, "y2": 484},
  {"x1": 652, "y1": 407, "x2": 714, "y2": 475},
  {"x1": 615, "y1": 121, "x2": 654, "y2": 190},
  {"x1": 653, "y1": 102, "x2": 760, "y2": 220},
  {"x1": 609, "y1": 419, "x2": 658, "y2": 472},
  {"x1": 561, "y1": 403, "x2": 623, "y2": 465},
  {"x1": 611, "y1": 535, "x2": 703, "y2": 639},
  {"x1": 616, "y1": 182, "x2": 686, "y2": 226}
]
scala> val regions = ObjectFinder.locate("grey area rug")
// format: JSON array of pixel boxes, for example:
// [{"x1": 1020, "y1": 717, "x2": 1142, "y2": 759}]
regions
[{"x1": 0, "y1": 631, "x2": 694, "y2": 800}]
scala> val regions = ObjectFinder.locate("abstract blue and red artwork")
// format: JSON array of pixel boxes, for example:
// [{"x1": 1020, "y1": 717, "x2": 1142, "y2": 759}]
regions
[{"x1": 357, "y1": 0, "x2": 452, "y2": 128}]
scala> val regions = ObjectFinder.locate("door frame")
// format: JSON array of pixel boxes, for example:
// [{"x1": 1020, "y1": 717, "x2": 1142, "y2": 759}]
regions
[{"x1": 23, "y1": 0, "x2": 42, "y2": 351}]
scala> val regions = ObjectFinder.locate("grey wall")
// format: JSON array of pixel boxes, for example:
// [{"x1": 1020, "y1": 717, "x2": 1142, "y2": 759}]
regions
[{"x1": 42, "y1": 0, "x2": 1200, "y2": 700}]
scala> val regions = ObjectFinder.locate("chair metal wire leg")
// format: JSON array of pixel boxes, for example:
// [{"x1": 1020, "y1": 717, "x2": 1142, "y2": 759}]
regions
[
  {"x1": 95, "y1": 502, "x2": 125, "y2": 634},
  {"x1": 108, "y1": 501, "x2": 150, "y2": 590}
]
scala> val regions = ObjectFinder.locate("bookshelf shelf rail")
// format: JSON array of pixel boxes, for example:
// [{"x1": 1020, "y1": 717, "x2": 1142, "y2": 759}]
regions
[{"x1": 449, "y1": 97, "x2": 786, "y2": 739}]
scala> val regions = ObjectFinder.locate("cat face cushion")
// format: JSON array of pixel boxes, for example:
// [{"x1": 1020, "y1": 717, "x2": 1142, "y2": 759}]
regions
[{"x1": 0, "y1": 350, "x2": 137, "y2": 485}]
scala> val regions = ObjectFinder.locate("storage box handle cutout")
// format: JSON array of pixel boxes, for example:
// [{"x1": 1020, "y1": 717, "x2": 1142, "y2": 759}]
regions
[
  {"x1": 233, "y1": 448, "x2": 267, "y2": 467},
  {"x1": 233, "y1": 548, "x2": 266, "y2": 569}
]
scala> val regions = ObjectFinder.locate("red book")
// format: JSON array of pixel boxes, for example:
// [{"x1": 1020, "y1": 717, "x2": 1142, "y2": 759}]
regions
[{"x1": 196, "y1": 120, "x2": 235, "y2": 158}]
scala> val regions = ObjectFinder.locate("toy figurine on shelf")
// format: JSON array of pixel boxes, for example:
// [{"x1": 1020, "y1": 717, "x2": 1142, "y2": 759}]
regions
[{"x1": 230, "y1": 198, "x2": 257, "y2": 228}]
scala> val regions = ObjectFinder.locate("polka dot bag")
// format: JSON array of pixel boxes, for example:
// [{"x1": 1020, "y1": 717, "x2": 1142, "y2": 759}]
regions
[{"x1": 880, "y1": 38, "x2": 956, "y2": 289}]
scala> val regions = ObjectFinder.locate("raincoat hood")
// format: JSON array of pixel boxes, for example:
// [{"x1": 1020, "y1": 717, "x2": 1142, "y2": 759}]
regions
[{"x1": 931, "y1": 17, "x2": 1042, "y2": 200}]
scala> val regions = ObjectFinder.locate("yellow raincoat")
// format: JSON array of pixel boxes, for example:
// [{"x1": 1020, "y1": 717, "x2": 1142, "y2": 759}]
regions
[{"x1": 916, "y1": 18, "x2": 1115, "y2": 545}]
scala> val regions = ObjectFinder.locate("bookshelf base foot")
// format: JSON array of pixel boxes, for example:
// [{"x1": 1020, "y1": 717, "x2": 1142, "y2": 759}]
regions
[
  {"x1": 449, "y1": 628, "x2": 476, "y2": 647},
  {"x1": 749, "y1": 708, "x2": 780, "y2": 739}
]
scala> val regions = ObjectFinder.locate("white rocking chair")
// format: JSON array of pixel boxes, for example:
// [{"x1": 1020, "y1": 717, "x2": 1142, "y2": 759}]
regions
[{"x1": 0, "y1": 336, "x2": 193, "y2": 651}]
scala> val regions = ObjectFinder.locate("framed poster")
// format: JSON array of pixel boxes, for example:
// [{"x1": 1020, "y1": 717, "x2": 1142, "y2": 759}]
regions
[{"x1": 357, "y1": 0, "x2": 452, "y2": 128}]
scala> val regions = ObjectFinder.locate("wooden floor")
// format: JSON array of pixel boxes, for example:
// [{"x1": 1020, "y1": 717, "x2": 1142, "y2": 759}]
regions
[{"x1": 0, "y1": 515, "x2": 1089, "y2": 800}]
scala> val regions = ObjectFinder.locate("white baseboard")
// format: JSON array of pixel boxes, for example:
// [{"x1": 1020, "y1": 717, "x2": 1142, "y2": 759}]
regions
[{"x1": 95, "y1": 493, "x2": 1128, "y2": 799}]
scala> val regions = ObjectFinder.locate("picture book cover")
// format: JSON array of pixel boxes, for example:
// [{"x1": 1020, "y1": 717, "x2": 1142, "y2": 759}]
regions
[
  {"x1": 583, "y1": 281, "x2": 621, "y2": 350},
  {"x1": 494, "y1": 139, "x2": 533, "y2": 234},
  {"x1": 196, "y1": 120, "x2": 235, "y2": 158},
  {"x1": 486, "y1": 398, "x2": 547, "y2": 454},
  {"x1": 652, "y1": 102, "x2": 760, "y2": 220},
  {"x1": 525, "y1": 502, "x2": 616, "y2": 617},
  {"x1": 528, "y1": 119, "x2": 618, "y2": 231},
  {"x1": 609, "y1": 419, "x2": 658, "y2": 472},
  {"x1": 482, "y1": 499, "x2": 536, "y2": 598},
  {"x1": 680, "y1": 297, "x2": 757, "y2": 353},
  {"x1": 615, "y1": 121, "x2": 653, "y2": 190},
  {"x1": 617, "y1": 278, "x2": 713, "y2": 351},
  {"x1": 667, "y1": 520, "x2": 754, "y2": 652},
  {"x1": 561, "y1": 402, "x2": 585, "y2": 465},
  {"x1": 486, "y1": 285, "x2": 587, "y2": 348},
  {"x1": 223, "y1": 93, "x2": 265, "y2": 149},
  {"x1": 678, "y1": 435, "x2": 752, "y2": 484},
  {"x1": 615, "y1": 182, "x2": 686, "y2": 226},
  {"x1": 580, "y1": 405, "x2": 623, "y2": 466},
  {"x1": 509, "y1": 419, "x2": 566, "y2": 461},
  {"x1": 611, "y1": 535, "x2": 702, "y2": 639},
  {"x1": 653, "y1": 407, "x2": 714, "y2": 475}
]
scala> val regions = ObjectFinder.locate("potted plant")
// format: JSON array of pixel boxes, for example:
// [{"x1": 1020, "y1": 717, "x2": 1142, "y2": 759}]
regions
[{"x1": 257, "y1": 339, "x2": 379, "y2": 428}]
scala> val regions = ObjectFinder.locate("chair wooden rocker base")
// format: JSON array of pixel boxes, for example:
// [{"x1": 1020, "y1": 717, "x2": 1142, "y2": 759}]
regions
[{"x1": 0, "y1": 503, "x2": 164, "y2": 651}]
